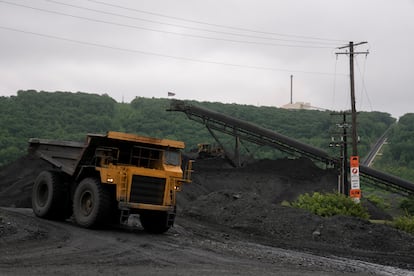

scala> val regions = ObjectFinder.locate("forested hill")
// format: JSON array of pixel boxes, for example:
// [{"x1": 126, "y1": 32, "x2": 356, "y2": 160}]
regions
[
  {"x1": 374, "y1": 113, "x2": 414, "y2": 181},
  {"x1": 0, "y1": 90, "x2": 398, "y2": 170}
]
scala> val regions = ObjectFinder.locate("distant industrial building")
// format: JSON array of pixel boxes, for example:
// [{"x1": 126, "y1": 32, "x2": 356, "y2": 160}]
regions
[
  {"x1": 281, "y1": 102, "x2": 326, "y2": 111},
  {"x1": 281, "y1": 75, "x2": 324, "y2": 111},
  {"x1": 281, "y1": 102, "x2": 312, "y2": 110}
]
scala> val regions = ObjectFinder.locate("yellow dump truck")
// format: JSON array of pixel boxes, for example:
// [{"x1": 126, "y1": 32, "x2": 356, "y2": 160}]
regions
[{"x1": 29, "y1": 131, "x2": 192, "y2": 233}]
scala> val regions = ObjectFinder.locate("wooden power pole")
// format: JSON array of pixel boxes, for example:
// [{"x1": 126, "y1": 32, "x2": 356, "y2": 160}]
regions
[
  {"x1": 336, "y1": 41, "x2": 369, "y2": 200},
  {"x1": 337, "y1": 41, "x2": 368, "y2": 155}
]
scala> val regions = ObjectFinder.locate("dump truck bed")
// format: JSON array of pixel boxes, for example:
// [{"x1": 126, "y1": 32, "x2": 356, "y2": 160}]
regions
[
  {"x1": 28, "y1": 138, "x2": 86, "y2": 176},
  {"x1": 28, "y1": 131, "x2": 186, "y2": 177}
]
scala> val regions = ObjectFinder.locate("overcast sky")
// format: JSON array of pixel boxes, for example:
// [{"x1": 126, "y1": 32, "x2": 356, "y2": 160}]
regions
[{"x1": 0, "y1": 0, "x2": 413, "y2": 118}]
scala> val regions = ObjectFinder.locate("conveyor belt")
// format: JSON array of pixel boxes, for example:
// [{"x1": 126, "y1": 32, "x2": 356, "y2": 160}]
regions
[
  {"x1": 169, "y1": 100, "x2": 336, "y2": 165},
  {"x1": 168, "y1": 100, "x2": 414, "y2": 194}
]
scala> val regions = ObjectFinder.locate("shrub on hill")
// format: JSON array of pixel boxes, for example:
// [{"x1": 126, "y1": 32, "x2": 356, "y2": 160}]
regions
[
  {"x1": 393, "y1": 215, "x2": 414, "y2": 235},
  {"x1": 291, "y1": 192, "x2": 370, "y2": 219}
]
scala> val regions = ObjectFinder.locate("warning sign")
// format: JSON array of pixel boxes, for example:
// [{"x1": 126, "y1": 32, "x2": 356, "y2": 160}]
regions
[
  {"x1": 349, "y1": 156, "x2": 361, "y2": 199},
  {"x1": 350, "y1": 156, "x2": 359, "y2": 168},
  {"x1": 350, "y1": 189, "x2": 361, "y2": 198}
]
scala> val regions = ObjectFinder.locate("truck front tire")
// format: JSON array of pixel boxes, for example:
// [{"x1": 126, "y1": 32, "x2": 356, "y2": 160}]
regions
[
  {"x1": 32, "y1": 171, "x2": 70, "y2": 220},
  {"x1": 73, "y1": 177, "x2": 111, "y2": 228}
]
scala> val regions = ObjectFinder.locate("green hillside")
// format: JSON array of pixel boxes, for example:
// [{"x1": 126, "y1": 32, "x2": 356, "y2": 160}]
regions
[
  {"x1": 374, "y1": 113, "x2": 414, "y2": 181},
  {"x1": 0, "y1": 90, "x2": 397, "y2": 170}
]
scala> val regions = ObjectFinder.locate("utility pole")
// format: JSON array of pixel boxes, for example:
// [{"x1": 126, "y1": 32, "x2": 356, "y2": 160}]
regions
[
  {"x1": 342, "y1": 113, "x2": 349, "y2": 195},
  {"x1": 349, "y1": 42, "x2": 357, "y2": 155},
  {"x1": 330, "y1": 112, "x2": 350, "y2": 195},
  {"x1": 336, "y1": 41, "x2": 368, "y2": 155},
  {"x1": 336, "y1": 41, "x2": 369, "y2": 200}
]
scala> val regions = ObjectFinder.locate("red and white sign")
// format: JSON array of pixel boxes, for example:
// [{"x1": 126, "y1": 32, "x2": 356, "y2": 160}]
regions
[{"x1": 349, "y1": 156, "x2": 361, "y2": 199}]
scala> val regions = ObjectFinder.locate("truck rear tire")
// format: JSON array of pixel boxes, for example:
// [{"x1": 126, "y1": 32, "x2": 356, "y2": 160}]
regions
[
  {"x1": 73, "y1": 177, "x2": 111, "y2": 228},
  {"x1": 140, "y1": 211, "x2": 172, "y2": 234},
  {"x1": 32, "y1": 171, "x2": 70, "y2": 220}
]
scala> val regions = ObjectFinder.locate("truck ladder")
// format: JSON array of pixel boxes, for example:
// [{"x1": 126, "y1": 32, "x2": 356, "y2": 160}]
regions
[{"x1": 119, "y1": 168, "x2": 130, "y2": 223}]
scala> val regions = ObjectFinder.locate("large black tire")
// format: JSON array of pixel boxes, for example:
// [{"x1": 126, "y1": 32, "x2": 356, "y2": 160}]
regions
[
  {"x1": 73, "y1": 177, "x2": 112, "y2": 228},
  {"x1": 140, "y1": 211, "x2": 172, "y2": 234},
  {"x1": 32, "y1": 171, "x2": 71, "y2": 220}
]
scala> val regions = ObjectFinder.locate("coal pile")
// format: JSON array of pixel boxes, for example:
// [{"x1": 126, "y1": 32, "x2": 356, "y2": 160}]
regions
[
  {"x1": 0, "y1": 155, "x2": 52, "y2": 208},
  {"x1": 177, "y1": 157, "x2": 414, "y2": 268},
  {"x1": 1, "y1": 155, "x2": 414, "y2": 269}
]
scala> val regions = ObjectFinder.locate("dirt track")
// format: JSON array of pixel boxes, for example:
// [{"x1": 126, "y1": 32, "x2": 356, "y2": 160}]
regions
[
  {"x1": 1, "y1": 156, "x2": 414, "y2": 275},
  {"x1": 1, "y1": 208, "x2": 412, "y2": 276}
]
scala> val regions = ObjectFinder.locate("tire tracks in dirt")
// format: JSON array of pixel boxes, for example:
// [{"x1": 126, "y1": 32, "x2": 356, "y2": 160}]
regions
[{"x1": 1, "y1": 208, "x2": 413, "y2": 276}]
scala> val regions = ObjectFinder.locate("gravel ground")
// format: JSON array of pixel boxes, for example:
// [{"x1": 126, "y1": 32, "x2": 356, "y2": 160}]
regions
[{"x1": 1, "y1": 155, "x2": 414, "y2": 274}]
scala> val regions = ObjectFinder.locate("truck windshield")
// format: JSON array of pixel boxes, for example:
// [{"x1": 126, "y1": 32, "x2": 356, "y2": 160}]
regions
[{"x1": 164, "y1": 150, "x2": 181, "y2": 166}]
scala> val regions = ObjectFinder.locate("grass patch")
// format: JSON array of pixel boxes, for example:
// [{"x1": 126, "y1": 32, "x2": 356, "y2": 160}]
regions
[
  {"x1": 393, "y1": 214, "x2": 414, "y2": 235},
  {"x1": 365, "y1": 194, "x2": 391, "y2": 211},
  {"x1": 400, "y1": 196, "x2": 414, "y2": 215}
]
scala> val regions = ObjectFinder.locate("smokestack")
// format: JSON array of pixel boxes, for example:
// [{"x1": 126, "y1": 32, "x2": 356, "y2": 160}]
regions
[{"x1": 290, "y1": 75, "x2": 293, "y2": 104}]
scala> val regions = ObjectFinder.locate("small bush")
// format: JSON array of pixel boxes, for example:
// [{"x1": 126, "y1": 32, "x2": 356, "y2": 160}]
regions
[
  {"x1": 365, "y1": 194, "x2": 391, "y2": 211},
  {"x1": 393, "y1": 215, "x2": 414, "y2": 235},
  {"x1": 400, "y1": 196, "x2": 414, "y2": 215},
  {"x1": 280, "y1": 200, "x2": 291, "y2": 207},
  {"x1": 292, "y1": 192, "x2": 370, "y2": 219}
]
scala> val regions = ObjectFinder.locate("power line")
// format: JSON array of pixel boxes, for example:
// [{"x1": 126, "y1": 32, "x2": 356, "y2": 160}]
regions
[
  {"x1": 86, "y1": 0, "x2": 347, "y2": 43},
  {"x1": 0, "y1": 0, "x2": 335, "y2": 49},
  {"x1": 355, "y1": 54, "x2": 373, "y2": 111},
  {"x1": 331, "y1": 54, "x2": 339, "y2": 111},
  {"x1": 45, "y1": 0, "x2": 340, "y2": 46},
  {"x1": 0, "y1": 25, "x2": 348, "y2": 76}
]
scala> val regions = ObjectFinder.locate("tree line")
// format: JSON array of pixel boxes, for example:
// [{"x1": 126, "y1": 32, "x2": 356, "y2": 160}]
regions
[{"x1": 0, "y1": 90, "x2": 402, "y2": 175}]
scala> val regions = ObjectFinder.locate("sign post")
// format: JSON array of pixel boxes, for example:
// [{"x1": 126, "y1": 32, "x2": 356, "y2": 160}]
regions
[{"x1": 349, "y1": 156, "x2": 361, "y2": 202}]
